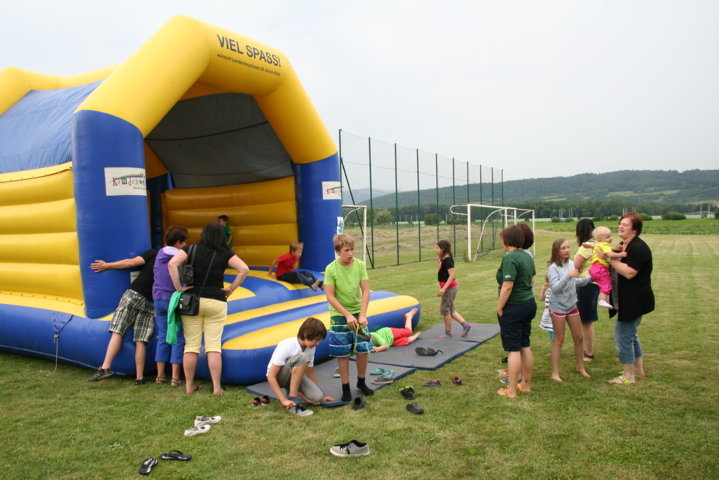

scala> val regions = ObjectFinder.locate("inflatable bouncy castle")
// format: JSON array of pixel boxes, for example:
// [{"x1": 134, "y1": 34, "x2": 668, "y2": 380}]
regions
[{"x1": 0, "y1": 16, "x2": 419, "y2": 384}]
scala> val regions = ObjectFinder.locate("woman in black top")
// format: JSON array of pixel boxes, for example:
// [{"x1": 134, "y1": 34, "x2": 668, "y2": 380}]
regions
[
  {"x1": 602, "y1": 213, "x2": 654, "y2": 385},
  {"x1": 169, "y1": 221, "x2": 249, "y2": 395}
]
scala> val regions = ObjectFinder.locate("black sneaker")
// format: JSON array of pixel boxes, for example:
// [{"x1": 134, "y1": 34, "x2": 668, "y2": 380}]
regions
[
  {"x1": 88, "y1": 368, "x2": 113, "y2": 382},
  {"x1": 400, "y1": 386, "x2": 416, "y2": 400}
]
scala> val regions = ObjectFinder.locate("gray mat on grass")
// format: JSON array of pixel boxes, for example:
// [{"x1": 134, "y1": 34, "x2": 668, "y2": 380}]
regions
[
  {"x1": 356, "y1": 322, "x2": 500, "y2": 370},
  {"x1": 246, "y1": 359, "x2": 416, "y2": 407}
]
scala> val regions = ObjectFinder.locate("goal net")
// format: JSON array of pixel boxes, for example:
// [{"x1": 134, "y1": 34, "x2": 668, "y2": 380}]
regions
[{"x1": 449, "y1": 203, "x2": 535, "y2": 261}]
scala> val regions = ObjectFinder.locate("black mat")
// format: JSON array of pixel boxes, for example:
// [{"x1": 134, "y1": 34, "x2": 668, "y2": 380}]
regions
[
  {"x1": 357, "y1": 322, "x2": 500, "y2": 370},
  {"x1": 246, "y1": 359, "x2": 416, "y2": 407}
]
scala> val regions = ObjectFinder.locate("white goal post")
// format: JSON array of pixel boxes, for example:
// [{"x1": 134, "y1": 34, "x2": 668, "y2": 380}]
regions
[
  {"x1": 449, "y1": 203, "x2": 536, "y2": 261},
  {"x1": 341, "y1": 204, "x2": 367, "y2": 263}
]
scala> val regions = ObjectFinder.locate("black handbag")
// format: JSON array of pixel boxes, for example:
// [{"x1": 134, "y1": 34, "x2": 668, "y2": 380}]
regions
[
  {"x1": 176, "y1": 249, "x2": 216, "y2": 316},
  {"x1": 178, "y1": 244, "x2": 197, "y2": 285}
]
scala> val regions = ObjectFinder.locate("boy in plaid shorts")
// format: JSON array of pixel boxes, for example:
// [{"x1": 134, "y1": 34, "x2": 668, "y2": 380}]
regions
[
  {"x1": 324, "y1": 234, "x2": 374, "y2": 402},
  {"x1": 87, "y1": 249, "x2": 157, "y2": 385}
]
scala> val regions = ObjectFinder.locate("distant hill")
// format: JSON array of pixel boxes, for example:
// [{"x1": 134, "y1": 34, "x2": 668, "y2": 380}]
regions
[{"x1": 363, "y1": 170, "x2": 719, "y2": 209}]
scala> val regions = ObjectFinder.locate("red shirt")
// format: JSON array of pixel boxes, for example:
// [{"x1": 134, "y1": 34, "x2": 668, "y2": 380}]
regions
[{"x1": 275, "y1": 253, "x2": 298, "y2": 277}]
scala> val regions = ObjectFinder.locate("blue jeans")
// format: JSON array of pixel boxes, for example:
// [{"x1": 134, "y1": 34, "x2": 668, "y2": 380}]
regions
[
  {"x1": 614, "y1": 316, "x2": 643, "y2": 364},
  {"x1": 154, "y1": 299, "x2": 185, "y2": 365}
]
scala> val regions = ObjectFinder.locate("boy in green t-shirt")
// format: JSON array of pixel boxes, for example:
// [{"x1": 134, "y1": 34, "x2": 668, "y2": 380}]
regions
[
  {"x1": 324, "y1": 234, "x2": 373, "y2": 402},
  {"x1": 217, "y1": 215, "x2": 233, "y2": 247},
  {"x1": 370, "y1": 307, "x2": 420, "y2": 352}
]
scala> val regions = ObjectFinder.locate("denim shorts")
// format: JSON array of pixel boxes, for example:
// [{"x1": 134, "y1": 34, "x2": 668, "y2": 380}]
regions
[
  {"x1": 615, "y1": 316, "x2": 643, "y2": 364},
  {"x1": 328, "y1": 315, "x2": 372, "y2": 357},
  {"x1": 498, "y1": 298, "x2": 536, "y2": 352}
]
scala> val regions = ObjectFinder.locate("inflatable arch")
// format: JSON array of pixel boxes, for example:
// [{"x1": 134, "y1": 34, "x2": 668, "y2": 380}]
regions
[{"x1": 0, "y1": 16, "x2": 419, "y2": 384}]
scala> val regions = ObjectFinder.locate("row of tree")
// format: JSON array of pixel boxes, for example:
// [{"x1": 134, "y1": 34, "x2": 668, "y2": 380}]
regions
[{"x1": 349, "y1": 199, "x2": 715, "y2": 226}]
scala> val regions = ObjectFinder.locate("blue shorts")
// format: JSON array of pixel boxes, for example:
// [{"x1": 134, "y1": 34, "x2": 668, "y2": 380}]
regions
[
  {"x1": 577, "y1": 282, "x2": 600, "y2": 323},
  {"x1": 328, "y1": 315, "x2": 372, "y2": 357},
  {"x1": 498, "y1": 298, "x2": 536, "y2": 352}
]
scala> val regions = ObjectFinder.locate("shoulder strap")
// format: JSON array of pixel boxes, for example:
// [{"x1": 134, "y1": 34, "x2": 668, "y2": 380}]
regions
[
  {"x1": 187, "y1": 243, "x2": 197, "y2": 266},
  {"x1": 197, "y1": 249, "x2": 217, "y2": 297}
]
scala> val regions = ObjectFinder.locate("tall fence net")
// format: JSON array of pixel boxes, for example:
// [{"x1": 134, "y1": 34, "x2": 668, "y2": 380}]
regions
[{"x1": 339, "y1": 130, "x2": 506, "y2": 268}]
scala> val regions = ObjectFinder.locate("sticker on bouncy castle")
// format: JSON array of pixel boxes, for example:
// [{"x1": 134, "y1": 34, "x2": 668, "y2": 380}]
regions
[
  {"x1": 322, "y1": 181, "x2": 341, "y2": 200},
  {"x1": 104, "y1": 168, "x2": 147, "y2": 196},
  {"x1": 337, "y1": 216, "x2": 345, "y2": 234}
]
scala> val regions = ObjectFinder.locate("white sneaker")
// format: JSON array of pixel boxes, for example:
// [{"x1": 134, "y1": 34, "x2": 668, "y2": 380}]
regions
[
  {"x1": 194, "y1": 415, "x2": 221, "y2": 427},
  {"x1": 184, "y1": 424, "x2": 211, "y2": 437},
  {"x1": 329, "y1": 440, "x2": 371, "y2": 457},
  {"x1": 598, "y1": 300, "x2": 613, "y2": 309},
  {"x1": 289, "y1": 405, "x2": 314, "y2": 417}
]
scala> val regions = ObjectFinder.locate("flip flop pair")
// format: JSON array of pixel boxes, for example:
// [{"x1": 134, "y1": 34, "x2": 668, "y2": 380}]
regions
[{"x1": 139, "y1": 451, "x2": 191, "y2": 475}]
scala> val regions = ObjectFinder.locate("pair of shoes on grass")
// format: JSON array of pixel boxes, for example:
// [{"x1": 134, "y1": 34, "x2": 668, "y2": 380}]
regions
[
  {"x1": 139, "y1": 451, "x2": 191, "y2": 475},
  {"x1": 251, "y1": 395, "x2": 271, "y2": 406},
  {"x1": 184, "y1": 416, "x2": 221, "y2": 436},
  {"x1": 330, "y1": 439, "x2": 370, "y2": 457}
]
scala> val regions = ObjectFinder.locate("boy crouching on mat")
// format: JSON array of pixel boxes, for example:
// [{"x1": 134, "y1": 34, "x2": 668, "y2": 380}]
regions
[
  {"x1": 325, "y1": 233, "x2": 374, "y2": 402},
  {"x1": 266, "y1": 317, "x2": 334, "y2": 416}
]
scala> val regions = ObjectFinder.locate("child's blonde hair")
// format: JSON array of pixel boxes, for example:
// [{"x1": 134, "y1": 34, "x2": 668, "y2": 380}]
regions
[
  {"x1": 333, "y1": 234, "x2": 355, "y2": 252},
  {"x1": 290, "y1": 241, "x2": 304, "y2": 252},
  {"x1": 592, "y1": 226, "x2": 611, "y2": 241}
]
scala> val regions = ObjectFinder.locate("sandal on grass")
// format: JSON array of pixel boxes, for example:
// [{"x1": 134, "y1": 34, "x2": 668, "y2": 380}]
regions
[
  {"x1": 155, "y1": 376, "x2": 168, "y2": 384},
  {"x1": 170, "y1": 378, "x2": 184, "y2": 388},
  {"x1": 159, "y1": 450, "x2": 191, "y2": 461},
  {"x1": 607, "y1": 375, "x2": 634, "y2": 385},
  {"x1": 139, "y1": 457, "x2": 158, "y2": 475}
]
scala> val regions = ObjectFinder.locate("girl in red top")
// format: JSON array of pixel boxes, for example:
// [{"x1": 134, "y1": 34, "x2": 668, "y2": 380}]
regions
[{"x1": 436, "y1": 239, "x2": 472, "y2": 338}]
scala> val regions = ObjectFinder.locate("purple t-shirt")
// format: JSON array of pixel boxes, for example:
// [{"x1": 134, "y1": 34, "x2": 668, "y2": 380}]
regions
[{"x1": 152, "y1": 246, "x2": 181, "y2": 301}]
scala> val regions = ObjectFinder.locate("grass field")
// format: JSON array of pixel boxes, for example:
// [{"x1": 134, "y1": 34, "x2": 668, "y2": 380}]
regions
[{"x1": 1, "y1": 232, "x2": 718, "y2": 479}]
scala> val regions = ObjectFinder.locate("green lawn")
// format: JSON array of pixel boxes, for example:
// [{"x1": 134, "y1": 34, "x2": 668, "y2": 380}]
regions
[{"x1": 1, "y1": 233, "x2": 717, "y2": 479}]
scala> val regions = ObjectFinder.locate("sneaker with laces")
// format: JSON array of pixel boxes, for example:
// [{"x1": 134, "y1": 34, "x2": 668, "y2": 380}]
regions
[
  {"x1": 289, "y1": 404, "x2": 314, "y2": 417},
  {"x1": 461, "y1": 322, "x2": 472, "y2": 337},
  {"x1": 88, "y1": 368, "x2": 113, "y2": 382},
  {"x1": 371, "y1": 374, "x2": 394, "y2": 385},
  {"x1": 329, "y1": 440, "x2": 371, "y2": 457}
]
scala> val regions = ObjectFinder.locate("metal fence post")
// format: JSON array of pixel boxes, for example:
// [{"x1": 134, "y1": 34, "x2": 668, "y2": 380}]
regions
[
  {"x1": 416, "y1": 148, "x2": 421, "y2": 262},
  {"x1": 368, "y1": 137, "x2": 375, "y2": 268},
  {"x1": 394, "y1": 143, "x2": 399, "y2": 266},
  {"x1": 435, "y1": 153, "x2": 439, "y2": 243}
]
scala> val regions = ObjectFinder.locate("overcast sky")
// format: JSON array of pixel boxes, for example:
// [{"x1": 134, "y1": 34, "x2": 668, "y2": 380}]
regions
[{"x1": 2, "y1": 1, "x2": 717, "y2": 181}]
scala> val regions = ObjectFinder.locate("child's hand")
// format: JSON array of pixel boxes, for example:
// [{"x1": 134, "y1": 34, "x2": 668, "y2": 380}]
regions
[
  {"x1": 323, "y1": 396, "x2": 335, "y2": 403},
  {"x1": 90, "y1": 260, "x2": 108, "y2": 272},
  {"x1": 437, "y1": 289, "x2": 445, "y2": 297},
  {"x1": 358, "y1": 315, "x2": 368, "y2": 327},
  {"x1": 280, "y1": 398, "x2": 295, "y2": 408},
  {"x1": 567, "y1": 269, "x2": 579, "y2": 278},
  {"x1": 346, "y1": 314, "x2": 358, "y2": 330}
]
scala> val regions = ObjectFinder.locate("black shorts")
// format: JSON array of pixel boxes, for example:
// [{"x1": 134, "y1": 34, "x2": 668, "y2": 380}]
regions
[
  {"x1": 576, "y1": 282, "x2": 600, "y2": 323},
  {"x1": 498, "y1": 298, "x2": 537, "y2": 352}
]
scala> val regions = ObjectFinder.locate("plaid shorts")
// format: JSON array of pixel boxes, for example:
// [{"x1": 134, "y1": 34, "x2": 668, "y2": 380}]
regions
[
  {"x1": 108, "y1": 289, "x2": 155, "y2": 343},
  {"x1": 328, "y1": 315, "x2": 372, "y2": 357}
]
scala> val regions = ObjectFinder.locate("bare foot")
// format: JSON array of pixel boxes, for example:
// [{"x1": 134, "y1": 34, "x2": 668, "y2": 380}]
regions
[
  {"x1": 213, "y1": 388, "x2": 225, "y2": 396},
  {"x1": 497, "y1": 388, "x2": 517, "y2": 398},
  {"x1": 577, "y1": 368, "x2": 591, "y2": 378},
  {"x1": 186, "y1": 384, "x2": 201, "y2": 394},
  {"x1": 405, "y1": 307, "x2": 419, "y2": 320},
  {"x1": 517, "y1": 382, "x2": 531, "y2": 393},
  {"x1": 551, "y1": 374, "x2": 563, "y2": 382}
]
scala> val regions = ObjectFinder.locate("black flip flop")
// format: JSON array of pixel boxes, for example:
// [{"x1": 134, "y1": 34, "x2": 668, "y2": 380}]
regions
[
  {"x1": 139, "y1": 457, "x2": 158, "y2": 475},
  {"x1": 159, "y1": 450, "x2": 192, "y2": 461},
  {"x1": 406, "y1": 402, "x2": 424, "y2": 414}
]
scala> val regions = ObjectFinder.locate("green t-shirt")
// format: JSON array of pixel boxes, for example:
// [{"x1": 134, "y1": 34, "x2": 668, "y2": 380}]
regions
[
  {"x1": 496, "y1": 249, "x2": 536, "y2": 304},
  {"x1": 324, "y1": 258, "x2": 369, "y2": 317},
  {"x1": 223, "y1": 225, "x2": 233, "y2": 247},
  {"x1": 370, "y1": 327, "x2": 394, "y2": 347}
]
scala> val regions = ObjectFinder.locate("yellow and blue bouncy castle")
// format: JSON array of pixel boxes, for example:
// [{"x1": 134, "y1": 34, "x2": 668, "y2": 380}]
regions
[{"x1": 0, "y1": 16, "x2": 419, "y2": 384}]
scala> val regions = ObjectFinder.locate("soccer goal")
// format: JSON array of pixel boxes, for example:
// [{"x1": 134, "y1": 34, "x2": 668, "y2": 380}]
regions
[
  {"x1": 449, "y1": 203, "x2": 536, "y2": 261},
  {"x1": 341, "y1": 204, "x2": 368, "y2": 264}
]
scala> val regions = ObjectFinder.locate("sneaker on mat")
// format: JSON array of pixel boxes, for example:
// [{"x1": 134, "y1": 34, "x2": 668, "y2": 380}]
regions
[
  {"x1": 88, "y1": 368, "x2": 113, "y2": 382},
  {"x1": 461, "y1": 323, "x2": 472, "y2": 337},
  {"x1": 329, "y1": 439, "x2": 371, "y2": 457},
  {"x1": 194, "y1": 415, "x2": 221, "y2": 427},
  {"x1": 371, "y1": 374, "x2": 394, "y2": 385},
  {"x1": 289, "y1": 404, "x2": 314, "y2": 417}
]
